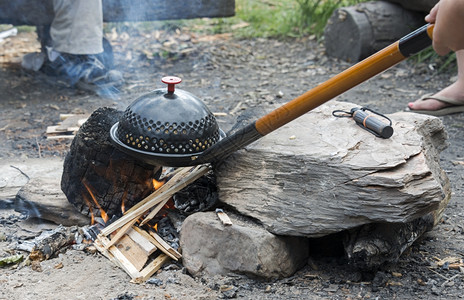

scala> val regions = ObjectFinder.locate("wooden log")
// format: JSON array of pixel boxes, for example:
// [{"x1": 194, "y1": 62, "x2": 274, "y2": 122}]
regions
[
  {"x1": 99, "y1": 165, "x2": 210, "y2": 236},
  {"x1": 0, "y1": 0, "x2": 235, "y2": 26},
  {"x1": 324, "y1": 1, "x2": 425, "y2": 62},
  {"x1": 148, "y1": 231, "x2": 182, "y2": 260},
  {"x1": 105, "y1": 218, "x2": 138, "y2": 250},
  {"x1": 56, "y1": 114, "x2": 88, "y2": 131},
  {"x1": 126, "y1": 228, "x2": 157, "y2": 256},
  {"x1": 61, "y1": 107, "x2": 159, "y2": 219},
  {"x1": 136, "y1": 253, "x2": 170, "y2": 283},
  {"x1": 95, "y1": 235, "x2": 141, "y2": 279},
  {"x1": 19, "y1": 225, "x2": 77, "y2": 261},
  {"x1": 95, "y1": 225, "x2": 175, "y2": 280},
  {"x1": 343, "y1": 214, "x2": 435, "y2": 269}
]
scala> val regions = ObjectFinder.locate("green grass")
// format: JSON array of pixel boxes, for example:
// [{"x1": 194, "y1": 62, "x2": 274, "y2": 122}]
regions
[
  {"x1": 178, "y1": 0, "x2": 368, "y2": 38},
  {"x1": 104, "y1": 0, "x2": 455, "y2": 73},
  {"x1": 412, "y1": 48, "x2": 457, "y2": 73}
]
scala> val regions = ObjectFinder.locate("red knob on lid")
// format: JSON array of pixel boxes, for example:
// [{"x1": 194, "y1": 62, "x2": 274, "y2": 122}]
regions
[{"x1": 162, "y1": 76, "x2": 182, "y2": 93}]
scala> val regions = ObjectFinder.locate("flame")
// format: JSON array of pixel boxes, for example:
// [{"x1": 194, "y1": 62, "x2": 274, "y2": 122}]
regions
[
  {"x1": 120, "y1": 190, "x2": 128, "y2": 214},
  {"x1": 81, "y1": 165, "x2": 170, "y2": 226},
  {"x1": 82, "y1": 180, "x2": 109, "y2": 223},
  {"x1": 153, "y1": 178, "x2": 165, "y2": 190}
]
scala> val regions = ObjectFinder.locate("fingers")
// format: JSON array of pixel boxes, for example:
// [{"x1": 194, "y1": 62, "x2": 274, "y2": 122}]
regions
[
  {"x1": 433, "y1": 42, "x2": 451, "y2": 56},
  {"x1": 425, "y1": 2, "x2": 440, "y2": 23}
]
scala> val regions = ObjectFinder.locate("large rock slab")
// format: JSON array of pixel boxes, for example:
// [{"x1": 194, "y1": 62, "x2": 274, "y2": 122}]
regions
[
  {"x1": 215, "y1": 101, "x2": 450, "y2": 238},
  {"x1": 0, "y1": 158, "x2": 89, "y2": 226},
  {"x1": 0, "y1": 158, "x2": 63, "y2": 201},
  {"x1": 180, "y1": 211, "x2": 309, "y2": 279}
]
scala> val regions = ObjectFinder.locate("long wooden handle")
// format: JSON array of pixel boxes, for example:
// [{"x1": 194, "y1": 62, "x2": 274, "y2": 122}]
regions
[
  {"x1": 196, "y1": 24, "x2": 434, "y2": 165},
  {"x1": 255, "y1": 24, "x2": 434, "y2": 135}
]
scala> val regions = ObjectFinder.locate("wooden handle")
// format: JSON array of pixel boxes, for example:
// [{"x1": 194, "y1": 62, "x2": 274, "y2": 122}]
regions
[
  {"x1": 196, "y1": 25, "x2": 434, "y2": 166},
  {"x1": 255, "y1": 24, "x2": 433, "y2": 136}
]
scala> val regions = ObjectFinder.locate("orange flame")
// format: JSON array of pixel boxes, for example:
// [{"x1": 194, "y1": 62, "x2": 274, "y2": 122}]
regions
[
  {"x1": 82, "y1": 181, "x2": 109, "y2": 223},
  {"x1": 120, "y1": 189, "x2": 128, "y2": 214},
  {"x1": 153, "y1": 178, "x2": 165, "y2": 190}
]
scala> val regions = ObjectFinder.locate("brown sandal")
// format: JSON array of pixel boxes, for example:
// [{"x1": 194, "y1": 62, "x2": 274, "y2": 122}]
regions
[{"x1": 407, "y1": 93, "x2": 464, "y2": 116}]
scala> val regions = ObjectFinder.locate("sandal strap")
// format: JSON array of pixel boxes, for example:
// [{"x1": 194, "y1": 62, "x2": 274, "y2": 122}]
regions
[{"x1": 420, "y1": 93, "x2": 464, "y2": 106}]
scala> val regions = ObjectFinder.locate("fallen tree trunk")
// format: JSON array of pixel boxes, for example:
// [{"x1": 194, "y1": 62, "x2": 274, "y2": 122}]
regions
[
  {"x1": 0, "y1": 0, "x2": 235, "y2": 25},
  {"x1": 324, "y1": 1, "x2": 425, "y2": 62},
  {"x1": 385, "y1": 0, "x2": 438, "y2": 12}
]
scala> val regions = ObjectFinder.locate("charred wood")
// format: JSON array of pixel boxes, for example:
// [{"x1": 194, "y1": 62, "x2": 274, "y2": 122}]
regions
[
  {"x1": 61, "y1": 107, "x2": 159, "y2": 219},
  {"x1": 343, "y1": 214, "x2": 435, "y2": 269},
  {"x1": 15, "y1": 225, "x2": 77, "y2": 261}
]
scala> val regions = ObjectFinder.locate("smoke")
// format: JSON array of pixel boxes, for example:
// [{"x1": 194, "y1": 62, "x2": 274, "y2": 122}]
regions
[
  {"x1": 2, "y1": 0, "x2": 235, "y2": 102},
  {"x1": 0, "y1": 0, "x2": 53, "y2": 26}
]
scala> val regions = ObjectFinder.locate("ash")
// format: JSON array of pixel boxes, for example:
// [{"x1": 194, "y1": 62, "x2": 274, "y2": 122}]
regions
[
  {"x1": 152, "y1": 216, "x2": 180, "y2": 250},
  {"x1": 173, "y1": 172, "x2": 218, "y2": 215}
]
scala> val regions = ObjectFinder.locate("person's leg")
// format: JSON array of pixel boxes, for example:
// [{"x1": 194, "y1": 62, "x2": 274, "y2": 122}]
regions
[
  {"x1": 38, "y1": 0, "x2": 123, "y2": 94},
  {"x1": 408, "y1": 50, "x2": 464, "y2": 111},
  {"x1": 50, "y1": 0, "x2": 103, "y2": 55}
]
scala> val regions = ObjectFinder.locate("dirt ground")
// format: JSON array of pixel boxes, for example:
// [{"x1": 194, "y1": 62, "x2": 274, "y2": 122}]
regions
[{"x1": 1, "y1": 26, "x2": 463, "y2": 300}]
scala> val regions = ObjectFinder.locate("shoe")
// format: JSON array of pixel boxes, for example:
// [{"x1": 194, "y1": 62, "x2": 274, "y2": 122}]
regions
[
  {"x1": 406, "y1": 93, "x2": 464, "y2": 116},
  {"x1": 40, "y1": 53, "x2": 124, "y2": 94}
]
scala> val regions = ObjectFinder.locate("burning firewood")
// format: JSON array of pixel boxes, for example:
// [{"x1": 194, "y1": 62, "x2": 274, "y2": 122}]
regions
[
  {"x1": 94, "y1": 164, "x2": 210, "y2": 282},
  {"x1": 15, "y1": 225, "x2": 77, "y2": 262},
  {"x1": 61, "y1": 107, "x2": 159, "y2": 219}
]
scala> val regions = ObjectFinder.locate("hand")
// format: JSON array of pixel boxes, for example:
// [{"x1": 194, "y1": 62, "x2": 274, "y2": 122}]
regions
[{"x1": 425, "y1": 0, "x2": 464, "y2": 55}]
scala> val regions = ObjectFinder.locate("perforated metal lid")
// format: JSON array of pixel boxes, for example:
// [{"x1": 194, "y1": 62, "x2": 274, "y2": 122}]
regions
[{"x1": 113, "y1": 77, "x2": 222, "y2": 156}]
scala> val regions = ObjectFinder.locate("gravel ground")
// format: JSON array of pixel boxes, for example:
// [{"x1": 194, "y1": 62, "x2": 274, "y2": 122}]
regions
[{"x1": 0, "y1": 28, "x2": 463, "y2": 299}]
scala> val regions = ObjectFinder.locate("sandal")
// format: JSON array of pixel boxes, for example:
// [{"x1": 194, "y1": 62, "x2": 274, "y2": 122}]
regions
[{"x1": 407, "y1": 93, "x2": 464, "y2": 116}]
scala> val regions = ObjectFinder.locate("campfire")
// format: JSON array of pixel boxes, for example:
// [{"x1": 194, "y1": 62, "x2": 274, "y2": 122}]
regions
[
  {"x1": 5, "y1": 80, "x2": 451, "y2": 283},
  {"x1": 55, "y1": 107, "x2": 219, "y2": 282},
  {"x1": 93, "y1": 165, "x2": 210, "y2": 283}
]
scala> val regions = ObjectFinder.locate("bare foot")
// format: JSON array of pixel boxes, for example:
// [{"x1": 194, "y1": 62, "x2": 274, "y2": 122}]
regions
[{"x1": 408, "y1": 81, "x2": 464, "y2": 111}]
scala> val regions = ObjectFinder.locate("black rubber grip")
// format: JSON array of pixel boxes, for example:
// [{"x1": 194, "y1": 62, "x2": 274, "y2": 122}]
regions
[
  {"x1": 196, "y1": 122, "x2": 263, "y2": 164},
  {"x1": 352, "y1": 110, "x2": 393, "y2": 139},
  {"x1": 398, "y1": 24, "x2": 432, "y2": 57}
]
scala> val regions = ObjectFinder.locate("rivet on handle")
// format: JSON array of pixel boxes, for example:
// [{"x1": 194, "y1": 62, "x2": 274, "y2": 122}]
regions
[{"x1": 162, "y1": 76, "x2": 182, "y2": 93}]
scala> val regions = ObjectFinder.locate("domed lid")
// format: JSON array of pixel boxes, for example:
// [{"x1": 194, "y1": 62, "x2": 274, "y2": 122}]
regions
[{"x1": 114, "y1": 76, "x2": 222, "y2": 157}]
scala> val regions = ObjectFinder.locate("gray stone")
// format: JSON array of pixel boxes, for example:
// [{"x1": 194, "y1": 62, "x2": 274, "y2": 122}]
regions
[
  {"x1": 215, "y1": 101, "x2": 451, "y2": 238},
  {"x1": 180, "y1": 211, "x2": 309, "y2": 279},
  {"x1": 0, "y1": 158, "x2": 63, "y2": 201},
  {"x1": 0, "y1": 158, "x2": 89, "y2": 226}
]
